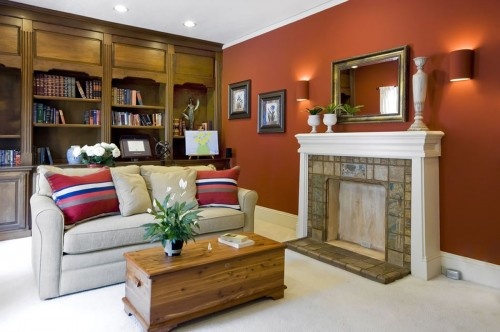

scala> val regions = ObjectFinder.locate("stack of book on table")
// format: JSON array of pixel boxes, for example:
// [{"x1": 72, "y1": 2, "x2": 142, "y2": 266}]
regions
[{"x1": 218, "y1": 233, "x2": 255, "y2": 248}]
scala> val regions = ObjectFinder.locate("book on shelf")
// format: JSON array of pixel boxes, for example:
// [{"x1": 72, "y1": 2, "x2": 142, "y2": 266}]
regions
[
  {"x1": 59, "y1": 109, "x2": 66, "y2": 124},
  {"x1": 136, "y1": 91, "x2": 143, "y2": 105},
  {"x1": 76, "y1": 81, "x2": 86, "y2": 98},
  {"x1": 220, "y1": 233, "x2": 249, "y2": 244},
  {"x1": 218, "y1": 237, "x2": 255, "y2": 248},
  {"x1": 45, "y1": 147, "x2": 54, "y2": 165}
]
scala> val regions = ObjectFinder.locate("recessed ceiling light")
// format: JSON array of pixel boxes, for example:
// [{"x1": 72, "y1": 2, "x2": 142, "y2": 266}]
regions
[
  {"x1": 183, "y1": 20, "x2": 196, "y2": 28},
  {"x1": 114, "y1": 5, "x2": 128, "y2": 13}
]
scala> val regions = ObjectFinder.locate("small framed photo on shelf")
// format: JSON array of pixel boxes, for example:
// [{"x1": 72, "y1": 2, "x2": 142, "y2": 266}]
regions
[
  {"x1": 119, "y1": 135, "x2": 152, "y2": 160},
  {"x1": 228, "y1": 80, "x2": 251, "y2": 119},
  {"x1": 257, "y1": 89, "x2": 286, "y2": 133}
]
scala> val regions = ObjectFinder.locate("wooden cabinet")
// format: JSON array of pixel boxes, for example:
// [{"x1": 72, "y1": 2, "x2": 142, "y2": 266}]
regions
[
  {"x1": 0, "y1": 168, "x2": 31, "y2": 240},
  {"x1": 0, "y1": 2, "x2": 222, "y2": 240}
]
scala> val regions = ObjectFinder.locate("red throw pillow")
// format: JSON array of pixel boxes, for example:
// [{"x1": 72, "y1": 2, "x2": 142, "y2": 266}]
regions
[
  {"x1": 195, "y1": 167, "x2": 240, "y2": 209},
  {"x1": 46, "y1": 168, "x2": 120, "y2": 226}
]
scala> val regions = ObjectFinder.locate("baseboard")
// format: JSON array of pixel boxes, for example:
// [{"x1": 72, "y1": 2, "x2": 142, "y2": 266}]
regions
[
  {"x1": 441, "y1": 251, "x2": 500, "y2": 290},
  {"x1": 254, "y1": 207, "x2": 500, "y2": 290},
  {"x1": 255, "y1": 206, "x2": 297, "y2": 230}
]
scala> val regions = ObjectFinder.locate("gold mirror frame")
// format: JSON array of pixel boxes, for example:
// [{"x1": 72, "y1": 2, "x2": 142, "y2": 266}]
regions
[{"x1": 332, "y1": 45, "x2": 409, "y2": 123}]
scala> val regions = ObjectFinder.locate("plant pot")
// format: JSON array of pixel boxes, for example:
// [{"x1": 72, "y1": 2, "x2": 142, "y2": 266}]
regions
[
  {"x1": 307, "y1": 114, "x2": 321, "y2": 133},
  {"x1": 323, "y1": 113, "x2": 337, "y2": 133},
  {"x1": 164, "y1": 239, "x2": 184, "y2": 256},
  {"x1": 87, "y1": 163, "x2": 104, "y2": 168}
]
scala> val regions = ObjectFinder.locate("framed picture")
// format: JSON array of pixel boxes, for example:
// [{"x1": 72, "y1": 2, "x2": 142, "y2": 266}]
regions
[
  {"x1": 257, "y1": 89, "x2": 286, "y2": 133},
  {"x1": 228, "y1": 80, "x2": 251, "y2": 119},
  {"x1": 119, "y1": 135, "x2": 152, "y2": 159},
  {"x1": 185, "y1": 130, "x2": 219, "y2": 156}
]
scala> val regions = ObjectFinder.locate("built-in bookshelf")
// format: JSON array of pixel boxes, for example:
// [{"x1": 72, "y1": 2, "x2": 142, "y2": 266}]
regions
[{"x1": 32, "y1": 71, "x2": 103, "y2": 164}]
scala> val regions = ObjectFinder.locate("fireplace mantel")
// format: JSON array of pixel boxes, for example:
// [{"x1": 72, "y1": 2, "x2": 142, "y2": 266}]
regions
[{"x1": 296, "y1": 131, "x2": 445, "y2": 280}]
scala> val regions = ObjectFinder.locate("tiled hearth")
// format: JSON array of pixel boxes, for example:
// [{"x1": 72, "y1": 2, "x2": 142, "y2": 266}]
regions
[{"x1": 294, "y1": 131, "x2": 444, "y2": 281}]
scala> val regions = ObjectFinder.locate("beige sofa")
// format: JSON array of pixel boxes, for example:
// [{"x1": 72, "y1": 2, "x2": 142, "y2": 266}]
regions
[{"x1": 30, "y1": 164, "x2": 258, "y2": 300}]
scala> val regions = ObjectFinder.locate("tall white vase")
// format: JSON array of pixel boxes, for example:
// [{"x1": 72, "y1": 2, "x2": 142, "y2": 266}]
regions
[
  {"x1": 307, "y1": 114, "x2": 320, "y2": 133},
  {"x1": 408, "y1": 57, "x2": 429, "y2": 131}
]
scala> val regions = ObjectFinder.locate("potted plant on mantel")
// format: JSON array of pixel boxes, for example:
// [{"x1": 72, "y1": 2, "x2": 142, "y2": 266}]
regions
[
  {"x1": 305, "y1": 106, "x2": 324, "y2": 133},
  {"x1": 322, "y1": 103, "x2": 364, "y2": 133},
  {"x1": 142, "y1": 179, "x2": 201, "y2": 256}
]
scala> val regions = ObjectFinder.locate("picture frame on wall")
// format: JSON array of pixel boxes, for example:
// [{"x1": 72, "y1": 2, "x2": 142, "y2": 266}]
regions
[
  {"x1": 228, "y1": 80, "x2": 251, "y2": 119},
  {"x1": 257, "y1": 89, "x2": 286, "y2": 133}
]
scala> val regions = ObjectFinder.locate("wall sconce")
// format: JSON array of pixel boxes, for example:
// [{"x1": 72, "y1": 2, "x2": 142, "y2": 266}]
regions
[
  {"x1": 296, "y1": 80, "x2": 309, "y2": 101},
  {"x1": 449, "y1": 49, "x2": 474, "y2": 81}
]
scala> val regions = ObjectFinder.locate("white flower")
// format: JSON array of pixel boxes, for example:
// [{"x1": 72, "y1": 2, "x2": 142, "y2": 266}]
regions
[
  {"x1": 86, "y1": 146, "x2": 95, "y2": 157},
  {"x1": 147, "y1": 208, "x2": 152, "y2": 213},
  {"x1": 112, "y1": 147, "x2": 121, "y2": 158},
  {"x1": 165, "y1": 186, "x2": 172, "y2": 193},
  {"x1": 179, "y1": 179, "x2": 187, "y2": 190},
  {"x1": 72, "y1": 146, "x2": 81, "y2": 157},
  {"x1": 93, "y1": 146, "x2": 105, "y2": 157}
]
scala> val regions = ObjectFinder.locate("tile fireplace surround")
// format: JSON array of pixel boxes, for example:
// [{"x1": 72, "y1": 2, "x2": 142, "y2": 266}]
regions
[{"x1": 295, "y1": 131, "x2": 444, "y2": 280}]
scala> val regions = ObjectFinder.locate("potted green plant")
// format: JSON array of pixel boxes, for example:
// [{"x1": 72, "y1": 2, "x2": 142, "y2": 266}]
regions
[
  {"x1": 325, "y1": 103, "x2": 364, "y2": 116},
  {"x1": 305, "y1": 106, "x2": 324, "y2": 133},
  {"x1": 143, "y1": 179, "x2": 201, "y2": 256}
]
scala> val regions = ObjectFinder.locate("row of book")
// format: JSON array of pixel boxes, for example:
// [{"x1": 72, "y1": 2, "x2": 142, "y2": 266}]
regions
[
  {"x1": 83, "y1": 110, "x2": 102, "y2": 125},
  {"x1": 33, "y1": 146, "x2": 53, "y2": 165},
  {"x1": 33, "y1": 102, "x2": 62, "y2": 124},
  {"x1": 112, "y1": 88, "x2": 144, "y2": 105},
  {"x1": 0, "y1": 150, "x2": 21, "y2": 166},
  {"x1": 112, "y1": 111, "x2": 162, "y2": 127},
  {"x1": 33, "y1": 73, "x2": 102, "y2": 99},
  {"x1": 218, "y1": 233, "x2": 255, "y2": 248},
  {"x1": 33, "y1": 102, "x2": 101, "y2": 125}
]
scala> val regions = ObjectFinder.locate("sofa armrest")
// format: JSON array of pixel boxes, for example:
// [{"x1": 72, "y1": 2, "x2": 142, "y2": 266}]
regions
[
  {"x1": 30, "y1": 194, "x2": 65, "y2": 300},
  {"x1": 237, "y1": 188, "x2": 258, "y2": 232}
]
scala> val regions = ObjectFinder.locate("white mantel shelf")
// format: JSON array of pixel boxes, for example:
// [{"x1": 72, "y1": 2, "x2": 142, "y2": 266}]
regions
[
  {"x1": 296, "y1": 131, "x2": 445, "y2": 281},
  {"x1": 296, "y1": 131, "x2": 444, "y2": 158}
]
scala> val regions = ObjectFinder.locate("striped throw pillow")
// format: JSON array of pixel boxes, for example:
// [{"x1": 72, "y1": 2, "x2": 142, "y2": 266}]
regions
[
  {"x1": 46, "y1": 168, "x2": 120, "y2": 226},
  {"x1": 195, "y1": 167, "x2": 240, "y2": 209}
]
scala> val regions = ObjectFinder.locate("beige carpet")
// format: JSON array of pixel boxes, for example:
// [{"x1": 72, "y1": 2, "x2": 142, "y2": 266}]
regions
[{"x1": 1, "y1": 236, "x2": 499, "y2": 332}]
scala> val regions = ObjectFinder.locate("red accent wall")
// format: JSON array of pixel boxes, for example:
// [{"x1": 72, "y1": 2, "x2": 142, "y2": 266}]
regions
[{"x1": 221, "y1": 0, "x2": 500, "y2": 265}]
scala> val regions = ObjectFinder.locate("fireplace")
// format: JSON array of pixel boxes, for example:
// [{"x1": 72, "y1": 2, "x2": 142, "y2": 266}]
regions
[{"x1": 295, "y1": 131, "x2": 444, "y2": 280}]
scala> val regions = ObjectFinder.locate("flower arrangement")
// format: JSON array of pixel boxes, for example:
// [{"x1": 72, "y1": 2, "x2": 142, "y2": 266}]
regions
[
  {"x1": 142, "y1": 179, "x2": 201, "y2": 247},
  {"x1": 72, "y1": 142, "x2": 121, "y2": 166}
]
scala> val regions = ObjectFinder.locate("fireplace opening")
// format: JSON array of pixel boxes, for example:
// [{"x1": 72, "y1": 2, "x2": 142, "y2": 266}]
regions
[{"x1": 326, "y1": 180, "x2": 386, "y2": 261}]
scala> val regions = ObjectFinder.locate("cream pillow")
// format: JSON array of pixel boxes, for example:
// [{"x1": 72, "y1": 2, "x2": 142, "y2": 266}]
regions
[
  {"x1": 150, "y1": 169, "x2": 198, "y2": 208},
  {"x1": 111, "y1": 171, "x2": 151, "y2": 216},
  {"x1": 140, "y1": 165, "x2": 215, "y2": 198}
]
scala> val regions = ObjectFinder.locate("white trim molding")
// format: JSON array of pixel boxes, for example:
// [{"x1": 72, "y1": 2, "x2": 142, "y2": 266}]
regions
[
  {"x1": 255, "y1": 205, "x2": 297, "y2": 230},
  {"x1": 441, "y1": 252, "x2": 500, "y2": 290}
]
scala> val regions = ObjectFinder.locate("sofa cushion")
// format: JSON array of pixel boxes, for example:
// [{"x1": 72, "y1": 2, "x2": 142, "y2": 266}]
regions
[
  {"x1": 111, "y1": 171, "x2": 151, "y2": 216},
  {"x1": 195, "y1": 167, "x2": 240, "y2": 209},
  {"x1": 37, "y1": 165, "x2": 140, "y2": 197},
  {"x1": 46, "y1": 168, "x2": 120, "y2": 226},
  {"x1": 140, "y1": 164, "x2": 216, "y2": 199},
  {"x1": 150, "y1": 169, "x2": 197, "y2": 207},
  {"x1": 196, "y1": 207, "x2": 245, "y2": 234},
  {"x1": 63, "y1": 212, "x2": 155, "y2": 254}
]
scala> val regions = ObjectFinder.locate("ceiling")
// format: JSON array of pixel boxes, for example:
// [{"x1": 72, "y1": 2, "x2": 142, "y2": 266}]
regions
[{"x1": 10, "y1": 0, "x2": 347, "y2": 48}]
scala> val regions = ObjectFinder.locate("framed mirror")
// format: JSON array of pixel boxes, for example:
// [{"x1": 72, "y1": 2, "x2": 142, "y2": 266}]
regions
[{"x1": 332, "y1": 45, "x2": 409, "y2": 123}]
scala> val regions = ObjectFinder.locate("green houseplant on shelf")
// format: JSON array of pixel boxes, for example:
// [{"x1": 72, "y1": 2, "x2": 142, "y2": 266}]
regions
[
  {"x1": 323, "y1": 103, "x2": 364, "y2": 133},
  {"x1": 142, "y1": 179, "x2": 201, "y2": 256}
]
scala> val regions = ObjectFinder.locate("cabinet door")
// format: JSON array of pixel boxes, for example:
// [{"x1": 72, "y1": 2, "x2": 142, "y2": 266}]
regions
[{"x1": 0, "y1": 170, "x2": 29, "y2": 240}]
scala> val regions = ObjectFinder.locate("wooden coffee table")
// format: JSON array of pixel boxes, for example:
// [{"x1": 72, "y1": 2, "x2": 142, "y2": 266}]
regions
[{"x1": 122, "y1": 233, "x2": 286, "y2": 331}]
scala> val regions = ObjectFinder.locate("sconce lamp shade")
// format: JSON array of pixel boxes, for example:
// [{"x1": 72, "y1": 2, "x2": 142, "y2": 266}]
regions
[
  {"x1": 449, "y1": 49, "x2": 473, "y2": 81},
  {"x1": 296, "y1": 80, "x2": 309, "y2": 100}
]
